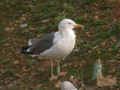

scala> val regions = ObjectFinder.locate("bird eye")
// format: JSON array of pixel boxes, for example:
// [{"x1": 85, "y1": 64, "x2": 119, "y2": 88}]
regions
[{"x1": 68, "y1": 22, "x2": 72, "y2": 24}]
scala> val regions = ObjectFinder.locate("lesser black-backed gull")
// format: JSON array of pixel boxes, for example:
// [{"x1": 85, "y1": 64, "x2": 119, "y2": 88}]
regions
[{"x1": 20, "y1": 18, "x2": 84, "y2": 79}]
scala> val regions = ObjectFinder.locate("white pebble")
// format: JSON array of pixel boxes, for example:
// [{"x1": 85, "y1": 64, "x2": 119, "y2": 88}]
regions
[{"x1": 20, "y1": 24, "x2": 28, "y2": 28}]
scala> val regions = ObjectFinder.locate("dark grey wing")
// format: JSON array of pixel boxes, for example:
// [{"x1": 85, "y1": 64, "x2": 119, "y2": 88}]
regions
[
  {"x1": 29, "y1": 32, "x2": 55, "y2": 55},
  {"x1": 28, "y1": 38, "x2": 41, "y2": 46}
]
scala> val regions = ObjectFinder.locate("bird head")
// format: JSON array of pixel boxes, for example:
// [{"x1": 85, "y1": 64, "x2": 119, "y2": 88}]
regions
[{"x1": 58, "y1": 19, "x2": 84, "y2": 31}]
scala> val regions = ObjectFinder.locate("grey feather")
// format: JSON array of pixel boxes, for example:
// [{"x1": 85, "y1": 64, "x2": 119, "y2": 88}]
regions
[
  {"x1": 28, "y1": 38, "x2": 41, "y2": 46},
  {"x1": 28, "y1": 32, "x2": 55, "y2": 55}
]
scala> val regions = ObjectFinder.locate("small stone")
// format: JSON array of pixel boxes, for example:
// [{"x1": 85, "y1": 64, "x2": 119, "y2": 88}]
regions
[{"x1": 20, "y1": 24, "x2": 28, "y2": 28}]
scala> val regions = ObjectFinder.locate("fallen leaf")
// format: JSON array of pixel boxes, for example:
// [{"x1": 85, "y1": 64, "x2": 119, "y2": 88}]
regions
[
  {"x1": 41, "y1": 19, "x2": 51, "y2": 24},
  {"x1": 5, "y1": 27, "x2": 11, "y2": 31},
  {"x1": 55, "y1": 81, "x2": 62, "y2": 88},
  {"x1": 97, "y1": 75, "x2": 117, "y2": 87},
  {"x1": 19, "y1": 16, "x2": 26, "y2": 22},
  {"x1": 94, "y1": 16, "x2": 99, "y2": 20},
  {"x1": 49, "y1": 75, "x2": 58, "y2": 81},
  {"x1": 22, "y1": 66, "x2": 28, "y2": 72},
  {"x1": 13, "y1": 60, "x2": 20, "y2": 65},
  {"x1": 58, "y1": 72, "x2": 67, "y2": 77}
]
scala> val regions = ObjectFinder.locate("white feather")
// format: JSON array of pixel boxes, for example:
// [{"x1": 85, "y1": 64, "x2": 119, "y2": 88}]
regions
[
  {"x1": 61, "y1": 81, "x2": 77, "y2": 90},
  {"x1": 40, "y1": 25, "x2": 76, "y2": 59},
  {"x1": 28, "y1": 39, "x2": 32, "y2": 46}
]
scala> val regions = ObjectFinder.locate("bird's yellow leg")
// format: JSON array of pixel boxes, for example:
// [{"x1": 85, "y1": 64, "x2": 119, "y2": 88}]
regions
[
  {"x1": 50, "y1": 60, "x2": 54, "y2": 77},
  {"x1": 50, "y1": 60, "x2": 58, "y2": 81},
  {"x1": 57, "y1": 60, "x2": 60, "y2": 75}
]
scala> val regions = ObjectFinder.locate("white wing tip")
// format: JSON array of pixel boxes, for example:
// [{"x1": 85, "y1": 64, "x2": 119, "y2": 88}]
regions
[{"x1": 28, "y1": 39, "x2": 32, "y2": 46}]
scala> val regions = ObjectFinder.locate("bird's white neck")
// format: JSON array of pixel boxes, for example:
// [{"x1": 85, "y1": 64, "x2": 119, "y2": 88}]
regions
[{"x1": 59, "y1": 29, "x2": 76, "y2": 39}]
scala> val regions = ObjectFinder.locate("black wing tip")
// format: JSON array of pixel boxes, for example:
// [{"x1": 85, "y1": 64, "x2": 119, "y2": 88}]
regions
[{"x1": 20, "y1": 46, "x2": 32, "y2": 54}]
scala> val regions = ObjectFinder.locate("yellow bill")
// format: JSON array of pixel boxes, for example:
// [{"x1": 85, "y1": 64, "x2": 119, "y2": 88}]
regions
[{"x1": 74, "y1": 24, "x2": 84, "y2": 30}]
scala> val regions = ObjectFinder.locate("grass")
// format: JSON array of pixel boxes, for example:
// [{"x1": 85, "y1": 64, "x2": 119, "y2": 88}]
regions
[{"x1": 0, "y1": 0, "x2": 120, "y2": 89}]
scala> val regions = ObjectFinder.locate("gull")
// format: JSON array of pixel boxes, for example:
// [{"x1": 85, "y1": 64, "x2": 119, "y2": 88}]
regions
[
  {"x1": 20, "y1": 18, "x2": 83, "y2": 79},
  {"x1": 60, "y1": 81, "x2": 77, "y2": 90}
]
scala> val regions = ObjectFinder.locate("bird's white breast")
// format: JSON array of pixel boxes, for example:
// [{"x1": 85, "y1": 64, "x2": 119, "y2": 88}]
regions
[{"x1": 40, "y1": 31, "x2": 76, "y2": 59}]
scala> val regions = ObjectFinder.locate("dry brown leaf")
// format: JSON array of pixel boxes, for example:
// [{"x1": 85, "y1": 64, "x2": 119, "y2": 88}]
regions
[
  {"x1": 100, "y1": 42, "x2": 106, "y2": 47},
  {"x1": 79, "y1": 63, "x2": 83, "y2": 68},
  {"x1": 49, "y1": 75, "x2": 58, "y2": 81},
  {"x1": 68, "y1": 63, "x2": 72, "y2": 67},
  {"x1": 55, "y1": 81, "x2": 62, "y2": 88},
  {"x1": 5, "y1": 27, "x2": 11, "y2": 31},
  {"x1": 36, "y1": 84, "x2": 42, "y2": 88},
  {"x1": 58, "y1": 72, "x2": 67, "y2": 77},
  {"x1": 108, "y1": 48, "x2": 112, "y2": 52},
  {"x1": 41, "y1": 19, "x2": 51, "y2": 24},
  {"x1": 86, "y1": 32, "x2": 91, "y2": 37},
  {"x1": 94, "y1": 16, "x2": 99, "y2": 20},
  {"x1": 22, "y1": 66, "x2": 28, "y2": 72},
  {"x1": 4, "y1": 43, "x2": 10, "y2": 47},
  {"x1": 97, "y1": 75, "x2": 117, "y2": 87},
  {"x1": 19, "y1": 16, "x2": 26, "y2": 22},
  {"x1": 13, "y1": 60, "x2": 20, "y2": 65},
  {"x1": 15, "y1": 73, "x2": 23, "y2": 78},
  {"x1": 88, "y1": 50, "x2": 92, "y2": 53}
]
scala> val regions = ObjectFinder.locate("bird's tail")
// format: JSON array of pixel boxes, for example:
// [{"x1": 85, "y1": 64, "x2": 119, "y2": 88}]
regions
[{"x1": 20, "y1": 46, "x2": 32, "y2": 54}]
